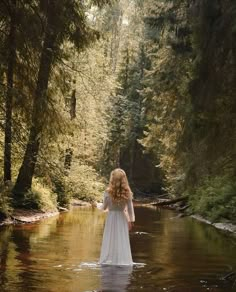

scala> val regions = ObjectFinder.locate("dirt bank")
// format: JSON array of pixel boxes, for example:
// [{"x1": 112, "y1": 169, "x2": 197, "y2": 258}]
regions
[{"x1": 0, "y1": 199, "x2": 92, "y2": 226}]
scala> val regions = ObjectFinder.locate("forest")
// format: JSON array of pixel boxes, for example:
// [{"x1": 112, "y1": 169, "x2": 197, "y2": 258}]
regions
[{"x1": 0, "y1": 0, "x2": 236, "y2": 224}]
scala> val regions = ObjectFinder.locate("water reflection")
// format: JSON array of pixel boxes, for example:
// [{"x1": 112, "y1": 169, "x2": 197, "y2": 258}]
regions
[
  {"x1": 0, "y1": 206, "x2": 235, "y2": 291},
  {"x1": 11, "y1": 228, "x2": 35, "y2": 292},
  {"x1": 0, "y1": 228, "x2": 11, "y2": 291},
  {"x1": 100, "y1": 265, "x2": 133, "y2": 292}
]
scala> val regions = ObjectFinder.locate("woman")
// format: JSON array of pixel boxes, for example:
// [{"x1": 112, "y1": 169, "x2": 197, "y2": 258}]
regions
[{"x1": 99, "y1": 168, "x2": 135, "y2": 266}]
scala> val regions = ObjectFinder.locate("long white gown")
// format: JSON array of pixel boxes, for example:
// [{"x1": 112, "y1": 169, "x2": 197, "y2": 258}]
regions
[{"x1": 99, "y1": 191, "x2": 135, "y2": 266}]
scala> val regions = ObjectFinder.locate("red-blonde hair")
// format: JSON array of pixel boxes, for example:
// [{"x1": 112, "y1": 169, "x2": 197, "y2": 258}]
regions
[{"x1": 107, "y1": 168, "x2": 133, "y2": 202}]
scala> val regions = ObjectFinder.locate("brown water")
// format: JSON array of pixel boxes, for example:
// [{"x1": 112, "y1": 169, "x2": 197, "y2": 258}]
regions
[{"x1": 0, "y1": 206, "x2": 236, "y2": 292}]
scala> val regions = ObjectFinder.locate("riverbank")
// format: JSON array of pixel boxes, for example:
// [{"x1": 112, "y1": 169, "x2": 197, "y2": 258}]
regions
[
  {"x1": 191, "y1": 214, "x2": 236, "y2": 235},
  {"x1": 0, "y1": 199, "x2": 92, "y2": 226},
  {"x1": 155, "y1": 198, "x2": 236, "y2": 235},
  {"x1": 133, "y1": 195, "x2": 236, "y2": 235},
  {"x1": 0, "y1": 196, "x2": 152, "y2": 226},
  {"x1": 1, "y1": 197, "x2": 236, "y2": 237},
  {"x1": 0, "y1": 209, "x2": 60, "y2": 225}
]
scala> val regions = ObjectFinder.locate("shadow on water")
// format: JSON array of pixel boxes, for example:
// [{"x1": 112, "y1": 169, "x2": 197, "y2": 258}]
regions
[{"x1": 0, "y1": 206, "x2": 236, "y2": 291}]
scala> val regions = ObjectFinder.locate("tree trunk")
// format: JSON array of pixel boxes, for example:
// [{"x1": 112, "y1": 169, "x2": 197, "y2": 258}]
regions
[
  {"x1": 4, "y1": 0, "x2": 16, "y2": 182},
  {"x1": 70, "y1": 88, "x2": 76, "y2": 119},
  {"x1": 152, "y1": 196, "x2": 189, "y2": 206},
  {"x1": 13, "y1": 0, "x2": 57, "y2": 197},
  {"x1": 129, "y1": 138, "x2": 136, "y2": 181}
]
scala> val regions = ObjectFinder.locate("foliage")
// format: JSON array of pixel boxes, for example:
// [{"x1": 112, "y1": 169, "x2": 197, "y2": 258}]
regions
[
  {"x1": 103, "y1": 0, "x2": 236, "y2": 222},
  {"x1": 0, "y1": 0, "x2": 116, "y2": 213},
  {"x1": 66, "y1": 163, "x2": 106, "y2": 202},
  {"x1": 189, "y1": 176, "x2": 236, "y2": 223},
  {"x1": 137, "y1": 0, "x2": 193, "y2": 196},
  {"x1": 101, "y1": 1, "x2": 155, "y2": 181},
  {"x1": 0, "y1": 0, "x2": 235, "y2": 225},
  {"x1": 138, "y1": 0, "x2": 236, "y2": 220},
  {"x1": 14, "y1": 178, "x2": 57, "y2": 212}
]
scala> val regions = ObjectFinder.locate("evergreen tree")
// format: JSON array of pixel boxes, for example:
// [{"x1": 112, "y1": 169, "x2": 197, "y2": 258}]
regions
[{"x1": 13, "y1": 0, "x2": 113, "y2": 198}]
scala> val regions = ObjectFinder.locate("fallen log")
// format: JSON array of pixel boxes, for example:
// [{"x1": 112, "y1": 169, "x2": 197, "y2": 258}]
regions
[
  {"x1": 152, "y1": 195, "x2": 189, "y2": 206},
  {"x1": 221, "y1": 271, "x2": 236, "y2": 281},
  {"x1": 177, "y1": 204, "x2": 190, "y2": 212}
]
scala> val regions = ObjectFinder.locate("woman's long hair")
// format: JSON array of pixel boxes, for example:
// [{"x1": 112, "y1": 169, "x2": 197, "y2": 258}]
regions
[{"x1": 107, "y1": 168, "x2": 133, "y2": 203}]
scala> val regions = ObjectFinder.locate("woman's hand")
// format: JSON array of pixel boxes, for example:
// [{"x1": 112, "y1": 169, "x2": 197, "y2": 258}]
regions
[{"x1": 128, "y1": 222, "x2": 134, "y2": 231}]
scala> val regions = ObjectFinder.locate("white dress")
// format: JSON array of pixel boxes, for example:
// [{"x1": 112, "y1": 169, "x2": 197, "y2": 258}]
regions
[{"x1": 99, "y1": 192, "x2": 135, "y2": 266}]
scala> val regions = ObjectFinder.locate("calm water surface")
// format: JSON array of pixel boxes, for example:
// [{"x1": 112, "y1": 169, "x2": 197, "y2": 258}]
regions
[{"x1": 0, "y1": 206, "x2": 236, "y2": 291}]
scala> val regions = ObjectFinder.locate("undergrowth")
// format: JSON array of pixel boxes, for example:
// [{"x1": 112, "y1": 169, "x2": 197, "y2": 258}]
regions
[
  {"x1": 23, "y1": 178, "x2": 58, "y2": 211},
  {"x1": 66, "y1": 163, "x2": 106, "y2": 203},
  {"x1": 0, "y1": 163, "x2": 106, "y2": 218},
  {"x1": 188, "y1": 175, "x2": 236, "y2": 223}
]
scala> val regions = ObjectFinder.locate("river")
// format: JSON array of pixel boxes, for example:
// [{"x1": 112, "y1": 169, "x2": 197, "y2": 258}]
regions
[{"x1": 0, "y1": 206, "x2": 236, "y2": 291}]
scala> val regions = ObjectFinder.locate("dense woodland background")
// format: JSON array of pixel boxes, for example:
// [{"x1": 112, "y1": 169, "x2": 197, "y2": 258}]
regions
[{"x1": 0, "y1": 0, "x2": 235, "y2": 223}]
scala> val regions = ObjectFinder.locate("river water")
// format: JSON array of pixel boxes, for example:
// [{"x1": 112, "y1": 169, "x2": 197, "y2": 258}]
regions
[{"x1": 0, "y1": 206, "x2": 236, "y2": 291}]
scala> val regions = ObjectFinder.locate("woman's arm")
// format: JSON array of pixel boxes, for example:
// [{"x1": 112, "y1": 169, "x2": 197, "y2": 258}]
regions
[
  {"x1": 127, "y1": 197, "x2": 135, "y2": 222},
  {"x1": 100, "y1": 191, "x2": 109, "y2": 211}
]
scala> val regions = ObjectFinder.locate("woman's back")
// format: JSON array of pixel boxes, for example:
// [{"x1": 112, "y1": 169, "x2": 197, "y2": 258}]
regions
[{"x1": 102, "y1": 191, "x2": 135, "y2": 222}]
